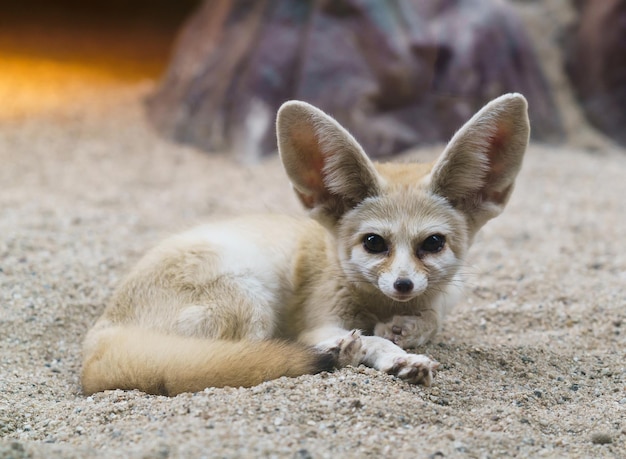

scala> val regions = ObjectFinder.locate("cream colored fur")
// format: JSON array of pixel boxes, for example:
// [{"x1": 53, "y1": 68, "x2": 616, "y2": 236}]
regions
[{"x1": 82, "y1": 94, "x2": 530, "y2": 395}]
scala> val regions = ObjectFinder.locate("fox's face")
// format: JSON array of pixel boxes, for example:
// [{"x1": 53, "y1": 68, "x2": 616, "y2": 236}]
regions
[
  {"x1": 337, "y1": 186, "x2": 468, "y2": 302},
  {"x1": 276, "y1": 93, "x2": 529, "y2": 303}
]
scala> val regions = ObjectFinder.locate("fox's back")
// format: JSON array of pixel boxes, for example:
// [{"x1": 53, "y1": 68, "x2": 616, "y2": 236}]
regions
[{"x1": 101, "y1": 214, "x2": 328, "y2": 331}]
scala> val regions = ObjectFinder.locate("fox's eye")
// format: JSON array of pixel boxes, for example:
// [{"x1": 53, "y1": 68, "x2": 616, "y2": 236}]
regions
[
  {"x1": 363, "y1": 234, "x2": 388, "y2": 254},
  {"x1": 420, "y1": 234, "x2": 446, "y2": 254}
]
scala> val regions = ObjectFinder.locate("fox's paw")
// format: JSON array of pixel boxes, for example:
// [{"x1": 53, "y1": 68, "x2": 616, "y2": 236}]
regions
[
  {"x1": 381, "y1": 353, "x2": 439, "y2": 386},
  {"x1": 318, "y1": 329, "x2": 366, "y2": 368},
  {"x1": 374, "y1": 315, "x2": 435, "y2": 349}
]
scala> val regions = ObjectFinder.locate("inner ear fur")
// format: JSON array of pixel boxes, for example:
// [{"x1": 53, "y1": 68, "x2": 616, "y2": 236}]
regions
[
  {"x1": 429, "y1": 93, "x2": 530, "y2": 229},
  {"x1": 276, "y1": 101, "x2": 383, "y2": 222}
]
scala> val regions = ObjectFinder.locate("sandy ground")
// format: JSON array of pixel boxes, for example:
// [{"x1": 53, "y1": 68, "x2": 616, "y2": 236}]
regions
[{"x1": 0, "y1": 78, "x2": 624, "y2": 458}]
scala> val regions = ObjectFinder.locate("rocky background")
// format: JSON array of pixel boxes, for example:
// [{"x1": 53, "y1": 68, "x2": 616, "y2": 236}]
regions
[{"x1": 147, "y1": 0, "x2": 624, "y2": 159}]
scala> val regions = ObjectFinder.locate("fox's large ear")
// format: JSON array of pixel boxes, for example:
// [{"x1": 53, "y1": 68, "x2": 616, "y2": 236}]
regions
[
  {"x1": 277, "y1": 101, "x2": 383, "y2": 224},
  {"x1": 429, "y1": 93, "x2": 530, "y2": 231}
]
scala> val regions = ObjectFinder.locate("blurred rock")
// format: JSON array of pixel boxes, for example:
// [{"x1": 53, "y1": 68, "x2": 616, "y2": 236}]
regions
[
  {"x1": 146, "y1": 0, "x2": 563, "y2": 160},
  {"x1": 564, "y1": 0, "x2": 626, "y2": 147}
]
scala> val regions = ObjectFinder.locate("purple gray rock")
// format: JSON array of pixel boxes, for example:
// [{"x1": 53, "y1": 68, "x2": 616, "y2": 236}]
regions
[
  {"x1": 564, "y1": 0, "x2": 626, "y2": 147},
  {"x1": 147, "y1": 0, "x2": 563, "y2": 159}
]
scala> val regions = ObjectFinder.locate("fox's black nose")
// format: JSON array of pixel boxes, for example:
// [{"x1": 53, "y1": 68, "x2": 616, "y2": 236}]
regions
[{"x1": 393, "y1": 278, "x2": 414, "y2": 293}]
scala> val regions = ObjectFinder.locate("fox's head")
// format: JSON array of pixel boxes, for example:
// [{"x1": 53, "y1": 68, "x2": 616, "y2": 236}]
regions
[{"x1": 277, "y1": 95, "x2": 529, "y2": 303}]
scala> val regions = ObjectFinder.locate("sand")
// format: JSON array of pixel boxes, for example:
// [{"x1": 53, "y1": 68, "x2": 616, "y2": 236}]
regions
[{"x1": 0, "y1": 78, "x2": 625, "y2": 458}]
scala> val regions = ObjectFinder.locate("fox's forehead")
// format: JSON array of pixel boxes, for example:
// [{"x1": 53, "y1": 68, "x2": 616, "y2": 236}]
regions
[
  {"x1": 373, "y1": 161, "x2": 434, "y2": 188},
  {"x1": 345, "y1": 189, "x2": 462, "y2": 242}
]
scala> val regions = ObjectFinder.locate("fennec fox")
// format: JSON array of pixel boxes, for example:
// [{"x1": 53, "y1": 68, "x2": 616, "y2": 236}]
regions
[{"x1": 82, "y1": 94, "x2": 529, "y2": 396}]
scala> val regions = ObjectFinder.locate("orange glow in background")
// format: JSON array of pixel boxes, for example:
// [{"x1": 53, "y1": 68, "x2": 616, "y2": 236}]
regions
[{"x1": 0, "y1": 1, "x2": 199, "y2": 120}]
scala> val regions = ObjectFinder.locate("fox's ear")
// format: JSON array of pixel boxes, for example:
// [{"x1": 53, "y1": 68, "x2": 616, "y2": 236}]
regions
[
  {"x1": 277, "y1": 101, "x2": 383, "y2": 224},
  {"x1": 429, "y1": 93, "x2": 530, "y2": 231}
]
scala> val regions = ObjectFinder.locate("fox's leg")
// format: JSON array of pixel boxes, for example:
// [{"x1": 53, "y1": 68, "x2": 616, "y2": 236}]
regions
[
  {"x1": 173, "y1": 281, "x2": 277, "y2": 341},
  {"x1": 299, "y1": 326, "x2": 438, "y2": 385},
  {"x1": 358, "y1": 335, "x2": 438, "y2": 385},
  {"x1": 373, "y1": 311, "x2": 439, "y2": 349},
  {"x1": 298, "y1": 326, "x2": 366, "y2": 367}
]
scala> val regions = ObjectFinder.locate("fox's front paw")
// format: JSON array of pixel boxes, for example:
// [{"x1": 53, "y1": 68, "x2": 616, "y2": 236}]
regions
[
  {"x1": 374, "y1": 315, "x2": 435, "y2": 349},
  {"x1": 381, "y1": 354, "x2": 438, "y2": 386},
  {"x1": 319, "y1": 329, "x2": 366, "y2": 367}
]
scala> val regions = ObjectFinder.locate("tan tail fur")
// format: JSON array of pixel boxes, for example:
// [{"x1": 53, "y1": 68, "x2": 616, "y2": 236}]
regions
[{"x1": 82, "y1": 325, "x2": 334, "y2": 396}]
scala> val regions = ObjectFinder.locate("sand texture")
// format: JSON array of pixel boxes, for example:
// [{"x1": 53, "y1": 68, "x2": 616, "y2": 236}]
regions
[{"x1": 1, "y1": 83, "x2": 625, "y2": 458}]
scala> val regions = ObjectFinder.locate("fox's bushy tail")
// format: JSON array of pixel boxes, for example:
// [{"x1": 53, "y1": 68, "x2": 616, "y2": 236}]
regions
[{"x1": 81, "y1": 325, "x2": 335, "y2": 396}]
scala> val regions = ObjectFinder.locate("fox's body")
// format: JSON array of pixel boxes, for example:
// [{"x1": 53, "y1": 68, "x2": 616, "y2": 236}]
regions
[{"x1": 82, "y1": 94, "x2": 530, "y2": 395}]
